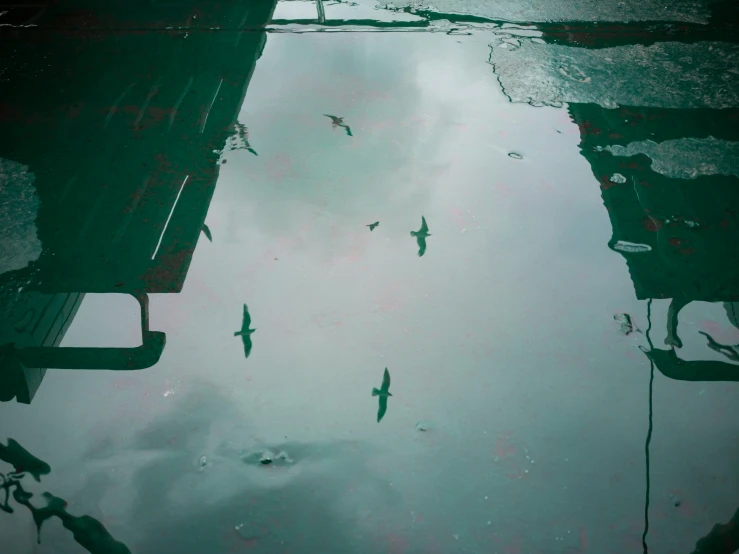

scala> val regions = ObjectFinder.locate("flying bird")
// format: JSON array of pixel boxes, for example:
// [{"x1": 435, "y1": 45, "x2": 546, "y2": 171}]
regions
[
  {"x1": 234, "y1": 303, "x2": 256, "y2": 359},
  {"x1": 201, "y1": 224, "x2": 212, "y2": 242},
  {"x1": 410, "y1": 216, "x2": 431, "y2": 257},
  {"x1": 323, "y1": 114, "x2": 353, "y2": 137},
  {"x1": 371, "y1": 368, "x2": 392, "y2": 422},
  {"x1": 367, "y1": 221, "x2": 379, "y2": 231}
]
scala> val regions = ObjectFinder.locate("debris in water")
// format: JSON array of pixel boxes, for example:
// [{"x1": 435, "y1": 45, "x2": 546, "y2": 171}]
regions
[
  {"x1": 614, "y1": 313, "x2": 642, "y2": 336},
  {"x1": 415, "y1": 420, "x2": 433, "y2": 432},
  {"x1": 508, "y1": 152, "x2": 523, "y2": 159}
]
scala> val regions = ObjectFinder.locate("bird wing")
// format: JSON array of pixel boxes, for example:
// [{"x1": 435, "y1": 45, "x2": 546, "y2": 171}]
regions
[
  {"x1": 420, "y1": 216, "x2": 428, "y2": 233},
  {"x1": 377, "y1": 396, "x2": 388, "y2": 422},
  {"x1": 382, "y1": 367, "x2": 391, "y2": 391},
  {"x1": 242, "y1": 304, "x2": 252, "y2": 328},
  {"x1": 201, "y1": 224, "x2": 212, "y2": 242},
  {"x1": 242, "y1": 334, "x2": 253, "y2": 359},
  {"x1": 323, "y1": 114, "x2": 337, "y2": 122},
  {"x1": 416, "y1": 236, "x2": 427, "y2": 257},
  {"x1": 344, "y1": 125, "x2": 353, "y2": 137}
]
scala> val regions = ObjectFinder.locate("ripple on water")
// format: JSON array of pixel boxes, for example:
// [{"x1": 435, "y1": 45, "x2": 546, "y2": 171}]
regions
[{"x1": 415, "y1": 420, "x2": 434, "y2": 432}]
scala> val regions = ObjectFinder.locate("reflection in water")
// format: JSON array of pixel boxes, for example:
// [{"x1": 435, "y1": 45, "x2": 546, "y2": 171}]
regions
[
  {"x1": 570, "y1": 100, "x2": 739, "y2": 553},
  {"x1": 371, "y1": 367, "x2": 392, "y2": 422},
  {"x1": 643, "y1": 347, "x2": 739, "y2": 383},
  {"x1": 691, "y1": 507, "x2": 739, "y2": 554},
  {"x1": 234, "y1": 303, "x2": 257, "y2": 359},
  {"x1": 700, "y1": 329, "x2": 739, "y2": 363},
  {"x1": 323, "y1": 114, "x2": 353, "y2": 137},
  {"x1": 367, "y1": 221, "x2": 380, "y2": 232},
  {"x1": 101, "y1": 385, "x2": 400, "y2": 553},
  {"x1": 0, "y1": 2, "x2": 737, "y2": 552},
  {"x1": 642, "y1": 299, "x2": 656, "y2": 554},
  {"x1": 569, "y1": 59, "x2": 739, "y2": 554},
  {"x1": 410, "y1": 216, "x2": 431, "y2": 257},
  {"x1": 0, "y1": 439, "x2": 130, "y2": 554},
  {"x1": 201, "y1": 224, "x2": 213, "y2": 243},
  {"x1": 0, "y1": 0, "x2": 279, "y2": 402},
  {"x1": 0, "y1": 438, "x2": 51, "y2": 482},
  {"x1": 0, "y1": 293, "x2": 166, "y2": 403},
  {"x1": 570, "y1": 102, "x2": 739, "y2": 366}
]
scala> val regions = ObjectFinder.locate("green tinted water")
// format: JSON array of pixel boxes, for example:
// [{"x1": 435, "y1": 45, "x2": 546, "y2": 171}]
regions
[{"x1": 1, "y1": 1, "x2": 737, "y2": 553}]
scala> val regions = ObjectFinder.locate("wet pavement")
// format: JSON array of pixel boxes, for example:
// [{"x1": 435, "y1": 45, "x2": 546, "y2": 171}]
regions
[{"x1": 0, "y1": 1, "x2": 738, "y2": 553}]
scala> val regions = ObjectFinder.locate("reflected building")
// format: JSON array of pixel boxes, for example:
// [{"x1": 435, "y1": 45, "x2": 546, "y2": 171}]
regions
[
  {"x1": 568, "y1": 101, "x2": 739, "y2": 382},
  {"x1": 0, "y1": 0, "x2": 278, "y2": 402},
  {"x1": 559, "y1": 22, "x2": 739, "y2": 554}
]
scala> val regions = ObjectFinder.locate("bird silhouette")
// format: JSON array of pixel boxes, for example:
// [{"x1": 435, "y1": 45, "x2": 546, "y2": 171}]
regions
[
  {"x1": 367, "y1": 221, "x2": 379, "y2": 231},
  {"x1": 201, "y1": 224, "x2": 212, "y2": 242},
  {"x1": 323, "y1": 114, "x2": 353, "y2": 137},
  {"x1": 410, "y1": 216, "x2": 431, "y2": 257},
  {"x1": 371, "y1": 368, "x2": 392, "y2": 422},
  {"x1": 234, "y1": 304, "x2": 256, "y2": 359}
]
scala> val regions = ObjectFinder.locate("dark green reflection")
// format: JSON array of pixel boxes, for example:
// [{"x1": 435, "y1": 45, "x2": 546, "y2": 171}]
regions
[
  {"x1": 0, "y1": 0, "x2": 278, "y2": 402},
  {"x1": 569, "y1": 103, "x2": 739, "y2": 382},
  {"x1": 410, "y1": 216, "x2": 431, "y2": 257},
  {"x1": 201, "y1": 224, "x2": 213, "y2": 243},
  {"x1": 690, "y1": 507, "x2": 739, "y2": 554},
  {"x1": 234, "y1": 303, "x2": 256, "y2": 359},
  {"x1": 1, "y1": 438, "x2": 130, "y2": 553},
  {"x1": 371, "y1": 367, "x2": 392, "y2": 422}
]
